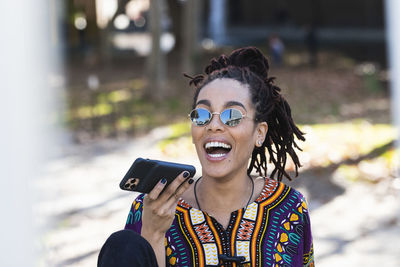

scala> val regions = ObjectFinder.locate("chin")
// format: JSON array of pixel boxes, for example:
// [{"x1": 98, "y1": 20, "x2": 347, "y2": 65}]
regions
[{"x1": 201, "y1": 162, "x2": 235, "y2": 179}]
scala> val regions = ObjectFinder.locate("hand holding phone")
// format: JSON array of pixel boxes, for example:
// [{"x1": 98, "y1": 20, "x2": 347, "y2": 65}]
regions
[{"x1": 119, "y1": 158, "x2": 196, "y2": 194}]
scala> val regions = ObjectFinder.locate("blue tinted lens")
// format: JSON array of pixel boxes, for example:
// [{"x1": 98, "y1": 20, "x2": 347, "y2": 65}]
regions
[
  {"x1": 190, "y1": 108, "x2": 211, "y2": 125},
  {"x1": 220, "y1": 108, "x2": 243, "y2": 126}
]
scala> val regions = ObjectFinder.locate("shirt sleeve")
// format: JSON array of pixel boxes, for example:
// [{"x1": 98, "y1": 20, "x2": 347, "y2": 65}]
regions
[
  {"x1": 124, "y1": 193, "x2": 145, "y2": 234},
  {"x1": 300, "y1": 197, "x2": 315, "y2": 267}
]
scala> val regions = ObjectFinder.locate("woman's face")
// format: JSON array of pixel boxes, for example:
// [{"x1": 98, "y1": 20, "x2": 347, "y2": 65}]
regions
[{"x1": 191, "y1": 78, "x2": 268, "y2": 179}]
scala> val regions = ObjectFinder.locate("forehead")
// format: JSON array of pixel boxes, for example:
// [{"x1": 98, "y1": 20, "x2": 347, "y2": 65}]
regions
[{"x1": 197, "y1": 78, "x2": 252, "y2": 108}]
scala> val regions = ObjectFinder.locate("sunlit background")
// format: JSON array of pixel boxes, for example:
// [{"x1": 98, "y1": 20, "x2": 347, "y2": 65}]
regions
[{"x1": 1, "y1": 0, "x2": 399, "y2": 266}]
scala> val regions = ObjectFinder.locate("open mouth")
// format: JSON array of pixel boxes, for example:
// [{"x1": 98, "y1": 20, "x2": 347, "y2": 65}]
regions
[{"x1": 204, "y1": 141, "x2": 232, "y2": 158}]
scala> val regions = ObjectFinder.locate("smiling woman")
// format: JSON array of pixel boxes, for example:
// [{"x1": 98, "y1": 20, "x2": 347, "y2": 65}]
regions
[{"x1": 99, "y1": 47, "x2": 314, "y2": 267}]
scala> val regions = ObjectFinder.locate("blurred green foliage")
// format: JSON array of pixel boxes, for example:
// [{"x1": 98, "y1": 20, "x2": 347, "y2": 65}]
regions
[{"x1": 66, "y1": 78, "x2": 189, "y2": 140}]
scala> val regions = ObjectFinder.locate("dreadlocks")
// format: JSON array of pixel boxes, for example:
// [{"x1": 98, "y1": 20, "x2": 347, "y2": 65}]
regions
[{"x1": 186, "y1": 47, "x2": 305, "y2": 181}]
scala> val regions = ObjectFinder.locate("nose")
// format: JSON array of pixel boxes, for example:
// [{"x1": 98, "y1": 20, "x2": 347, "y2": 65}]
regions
[{"x1": 207, "y1": 112, "x2": 224, "y2": 131}]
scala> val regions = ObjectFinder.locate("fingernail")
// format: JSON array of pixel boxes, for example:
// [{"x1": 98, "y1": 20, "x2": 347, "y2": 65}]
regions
[
  {"x1": 183, "y1": 171, "x2": 190, "y2": 178},
  {"x1": 161, "y1": 178, "x2": 167, "y2": 184},
  {"x1": 188, "y1": 178, "x2": 194, "y2": 184}
]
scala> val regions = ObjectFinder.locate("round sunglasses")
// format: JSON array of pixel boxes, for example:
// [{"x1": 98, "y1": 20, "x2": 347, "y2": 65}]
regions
[{"x1": 188, "y1": 108, "x2": 252, "y2": 127}]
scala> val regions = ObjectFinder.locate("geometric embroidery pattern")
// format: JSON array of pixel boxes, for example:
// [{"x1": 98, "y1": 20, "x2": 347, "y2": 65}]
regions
[
  {"x1": 190, "y1": 208, "x2": 205, "y2": 225},
  {"x1": 178, "y1": 199, "x2": 191, "y2": 209},
  {"x1": 194, "y1": 222, "x2": 214, "y2": 243},
  {"x1": 243, "y1": 202, "x2": 258, "y2": 221},
  {"x1": 237, "y1": 220, "x2": 255, "y2": 241},
  {"x1": 236, "y1": 240, "x2": 251, "y2": 262},
  {"x1": 202, "y1": 243, "x2": 219, "y2": 265},
  {"x1": 256, "y1": 179, "x2": 278, "y2": 202}
]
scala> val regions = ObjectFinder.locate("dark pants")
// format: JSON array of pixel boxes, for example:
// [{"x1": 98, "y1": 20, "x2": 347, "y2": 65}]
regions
[{"x1": 98, "y1": 230, "x2": 159, "y2": 267}]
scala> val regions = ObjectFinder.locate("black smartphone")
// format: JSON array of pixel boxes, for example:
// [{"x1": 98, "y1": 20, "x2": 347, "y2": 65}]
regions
[{"x1": 119, "y1": 158, "x2": 196, "y2": 194}]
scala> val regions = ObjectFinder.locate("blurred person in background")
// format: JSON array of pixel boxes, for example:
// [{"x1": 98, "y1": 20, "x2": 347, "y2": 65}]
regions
[
  {"x1": 304, "y1": 24, "x2": 318, "y2": 67},
  {"x1": 269, "y1": 34, "x2": 285, "y2": 66},
  {"x1": 98, "y1": 47, "x2": 314, "y2": 267}
]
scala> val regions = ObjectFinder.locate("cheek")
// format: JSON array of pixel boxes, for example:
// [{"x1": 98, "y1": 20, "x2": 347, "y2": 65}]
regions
[
  {"x1": 191, "y1": 125, "x2": 201, "y2": 145},
  {"x1": 191, "y1": 126, "x2": 195, "y2": 144},
  {"x1": 238, "y1": 128, "x2": 257, "y2": 152}
]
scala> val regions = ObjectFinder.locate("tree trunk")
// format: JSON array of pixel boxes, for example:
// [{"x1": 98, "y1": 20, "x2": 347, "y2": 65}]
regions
[
  {"x1": 146, "y1": 0, "x2": 167, "y2": 100},
  {"x1": 181, "y1": 0, "x2": 203, "y2": 75}
]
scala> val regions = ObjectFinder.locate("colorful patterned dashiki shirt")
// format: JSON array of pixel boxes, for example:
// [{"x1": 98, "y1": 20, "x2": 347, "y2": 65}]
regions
[{"x1": 125, "y1": 178, "x2": 314, "y2": 267}]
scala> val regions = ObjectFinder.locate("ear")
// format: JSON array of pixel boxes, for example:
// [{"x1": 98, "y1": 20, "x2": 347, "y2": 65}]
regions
[{"x1": 255, "y1": 122, "x2": 268, "y2": 146}]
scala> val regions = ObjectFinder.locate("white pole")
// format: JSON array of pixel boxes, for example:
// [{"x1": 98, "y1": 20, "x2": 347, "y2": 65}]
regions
[
  {"x1": 0, "y1": 0, "x2": 59, "y2": 265},
  {"x1": 385, "y1": 0, "x2": 400, "y2": 178},
  {"x1": 209, "y1": 0, "x2": 227, "y2": 45}
]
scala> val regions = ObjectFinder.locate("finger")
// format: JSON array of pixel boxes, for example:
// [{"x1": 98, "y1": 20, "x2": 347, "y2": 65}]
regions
[
  {"x1": 147, "y1": 177, "x2": 192, "y2": 217},
  {"x1": 172, "y1": 177, "x2": 194, "y2": 201},
  {"x1": 145, "y1": 178, "x2": 168, "y2": 201},
  {"x1": 157, "y1": 171, "x2": 191, "y2": 202},
  {"x1": 166, "y1": 178, "x2": 194, "y2": 210}
]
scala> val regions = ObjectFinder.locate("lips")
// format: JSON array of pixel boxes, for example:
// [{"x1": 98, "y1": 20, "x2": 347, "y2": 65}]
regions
[{"x1": 203, "y1": 140, "x2": 232, "y2": 160}]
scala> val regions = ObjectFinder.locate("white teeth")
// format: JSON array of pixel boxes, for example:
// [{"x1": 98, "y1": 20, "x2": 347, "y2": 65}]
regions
[
  {"x1": 209, "y1": 153, "x2": 226, "y2": 158},
  {"x1": 205, "y1": 142, "x2": 232, "y2": 149}
]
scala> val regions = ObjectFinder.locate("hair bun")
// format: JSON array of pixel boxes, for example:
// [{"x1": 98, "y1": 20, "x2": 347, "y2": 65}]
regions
[
  {"x1": 229, "y1": 47, "x2": 270, "y2": 79},
  {"x1": 205, "y1": 55, "x2": 230, "y2": 75},
  {"x1": 204, "y1": 47, "x2": 269, "y2": 79}
]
